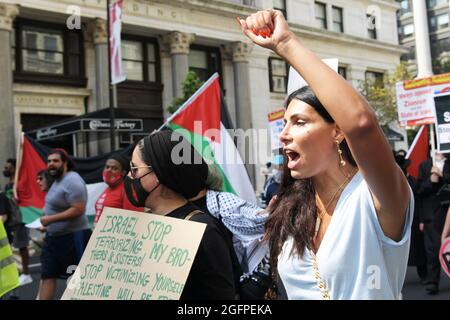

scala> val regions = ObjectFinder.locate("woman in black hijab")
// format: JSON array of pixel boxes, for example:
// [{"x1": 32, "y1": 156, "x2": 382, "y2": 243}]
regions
[{"x1": 124, "y1": 130, "x2": 236, "y2": 300}]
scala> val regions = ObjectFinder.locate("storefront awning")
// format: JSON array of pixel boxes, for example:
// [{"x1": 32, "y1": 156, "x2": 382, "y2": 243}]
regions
[
  {"x1": 27, "y1": 108, "x2": 143, "y2": 141},
  {"x1": 382, "y1": 126, "x2": 404, "y2": 142}
]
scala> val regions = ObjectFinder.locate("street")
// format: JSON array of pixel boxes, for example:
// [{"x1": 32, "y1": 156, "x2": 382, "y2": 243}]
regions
[{"x1": 4, "y1": 229, "x2": 449, "y2": 300}]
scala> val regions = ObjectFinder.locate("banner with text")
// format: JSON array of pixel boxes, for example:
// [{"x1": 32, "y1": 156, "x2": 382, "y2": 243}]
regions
[
  {"x1": 268, "y1": 108, "x2": 285, "y2": 151},
  {"x1": 434, "y1": 93, "x2": 450, "y2": 153},
  {"x1": 396, "y1": 72, "x2": 450, "y2": 126},
  {"x1": 62, "y1": 207, "x2": 206, "y2": 300}
]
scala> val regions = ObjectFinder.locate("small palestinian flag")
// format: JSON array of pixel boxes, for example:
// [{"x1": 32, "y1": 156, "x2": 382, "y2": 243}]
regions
[
  {"x1": 15, "y1": 135, "x2": 133, "y2": 225},
  {"x1": 406, "y1": 125, "x2": 429, "y2": 179},
  {"x1": 164, "y1": 73, "x2": 256, "y2": 204}
]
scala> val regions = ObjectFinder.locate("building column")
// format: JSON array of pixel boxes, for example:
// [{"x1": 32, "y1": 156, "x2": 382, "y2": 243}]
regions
[
  {"x1": 163, "y1": 31, "x2": 195, "y2": 99},
  {"x1": 412, "y1": 0, "x2": 433, "y2": 78},
  {"x1": 347, "y1": 65, "x2": 366, "y2": 89},
  {"x1": 229, "y1": 41, "x2": 256, "y2": 187},
  {"x1": 90, "y1": 18, "x2": 110, "y2": 154},
  {"x1": 230, "y1": 42, "x2": 253, "y2": 130},
  {"x1": 0, "y1": 3, "x2": 19, "y2": 176}
]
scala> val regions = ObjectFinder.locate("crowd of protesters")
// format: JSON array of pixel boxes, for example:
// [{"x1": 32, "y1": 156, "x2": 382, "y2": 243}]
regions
[{"x1": 1, "y1": 9, "x2": 450, "y2": 301}]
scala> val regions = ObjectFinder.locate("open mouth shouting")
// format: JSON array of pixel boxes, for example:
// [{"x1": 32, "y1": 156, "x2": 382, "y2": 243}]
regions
[{"x1": 284, "y1": 149, "x2": 301, "y2": 170}]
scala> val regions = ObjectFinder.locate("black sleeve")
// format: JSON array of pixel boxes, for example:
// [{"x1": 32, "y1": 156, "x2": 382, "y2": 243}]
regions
[
  {"x1": 182, "y1": 220, "x2": 236, "y2": 300},
  {"x1": 444, "y1": 161, "x2": 450, "y2": 184},
  {"x1": 417, "y1": 161, "x2": 439, "y2": 196},
  {"x1": 0, "y1": 192, "x2": 11, "y2": 218}
]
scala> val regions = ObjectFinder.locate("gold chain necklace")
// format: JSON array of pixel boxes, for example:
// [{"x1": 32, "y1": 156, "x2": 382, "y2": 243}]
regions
[{"x1": 314, "y1": 169, "x2": 358, "y2": 236}]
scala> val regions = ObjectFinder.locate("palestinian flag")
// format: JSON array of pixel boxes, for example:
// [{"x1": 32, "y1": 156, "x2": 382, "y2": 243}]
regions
[
  {"x1": 406, "y1": 125, "x2": 429, "y2": 178},
  {"x1": 164, "y1": 73, "x2": 256, "y2": 204},
  {"x1": 15, "y1": 135, "x2": 133, "y2": 225},
  {"x1": 15, "y1": 136, "x2": 47, "y2": 224}
]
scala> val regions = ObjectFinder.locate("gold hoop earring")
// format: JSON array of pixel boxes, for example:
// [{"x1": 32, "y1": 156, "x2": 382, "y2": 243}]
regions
[{"x1": 336, "y1": 140, "x2": 346, "y2": 167}]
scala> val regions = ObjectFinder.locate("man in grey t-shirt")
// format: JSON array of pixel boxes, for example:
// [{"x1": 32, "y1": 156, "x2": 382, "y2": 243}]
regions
[{"x1": 38, "y1": 149, "x2": 90, "y2": 300}]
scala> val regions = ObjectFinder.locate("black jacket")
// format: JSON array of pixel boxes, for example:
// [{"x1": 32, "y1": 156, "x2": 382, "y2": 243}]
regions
[
  {"x1": 417, "y1": 158, "x2": 444, "y2": 223},
  {"x1": 167, "y1": 202, "x2": 236, "y2": 300}
]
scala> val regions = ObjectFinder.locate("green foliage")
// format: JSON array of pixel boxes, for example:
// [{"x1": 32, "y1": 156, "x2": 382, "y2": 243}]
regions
[
  {"x1": 167, "y1": 71, "x2": 204, "y2": 114},
  {"x1": 358, "y1": 62, "x2": 413, "y2": 126}
]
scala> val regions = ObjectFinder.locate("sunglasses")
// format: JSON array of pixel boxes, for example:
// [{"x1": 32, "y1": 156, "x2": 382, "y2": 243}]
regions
[{"x1": 129, "y1": 161, "x2": 153, "y2": 179}]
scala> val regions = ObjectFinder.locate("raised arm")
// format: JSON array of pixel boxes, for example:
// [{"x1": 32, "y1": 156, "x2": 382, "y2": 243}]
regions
[{"x1": 237, "y1": 10, "x2": 410, "y2": 241}]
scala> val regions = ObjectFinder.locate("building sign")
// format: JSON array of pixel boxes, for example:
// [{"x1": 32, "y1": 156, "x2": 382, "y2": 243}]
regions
[
  {"x1": 396, "y1": 72, "x2": 450, "y2": 126},
  {"x1": 28, "y1": 118, "x2": 143, "y2": 141},
  {"x1": 433, "y1": 93, "x2": 450, "y2": 153},
  {"x1": 29, "y1": 120, "x2": 82, "y2": 141},
  {"x1": 62, "y1": 207, "x2": 206, "y2": 300},
  {"x1": 81, "y1": 119, "x2": 143, "y2": 132}
]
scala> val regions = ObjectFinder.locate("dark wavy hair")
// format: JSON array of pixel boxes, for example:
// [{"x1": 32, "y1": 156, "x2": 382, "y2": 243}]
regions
[
  {"x1": 37, "y1": 169, "x2": 54, "y2": 191},
  {"x1": 264, "y1": 86, "x2": 356, "y2": 289}
]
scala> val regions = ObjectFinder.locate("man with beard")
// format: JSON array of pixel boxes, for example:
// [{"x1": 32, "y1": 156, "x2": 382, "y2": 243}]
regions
[
  {"x1": 0, "y1": 158, "x2": 32, "y2": 288},
  {"x1": 37, "y1": 149, "x2": 91, "y2": 300}
]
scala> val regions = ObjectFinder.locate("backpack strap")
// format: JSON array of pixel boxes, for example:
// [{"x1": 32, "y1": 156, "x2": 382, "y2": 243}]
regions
[{"x1": 184, "y1": 210, "x2": 203, "y2": 221}]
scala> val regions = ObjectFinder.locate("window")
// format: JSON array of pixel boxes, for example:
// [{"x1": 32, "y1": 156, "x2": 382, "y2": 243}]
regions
[
  {"x1": 400, "y1": 0, "x2": 411, "y2": 15},
  {"x1": 365, "y1": 71, "x2": 384, "y2": 87},
  {"x1": 403, "y1": 24, "x2": 414, "y2": 37},
  {"x1": 338, "y1": 66, "x2": 347, "y2": 79},
  {"x1": 431, "y1": 37, "x2": 450, "y2": 57},
  {"x1": 121, "y1": 37, "x2": 159, "y2": 83},
  {"x1": 188, "y1": 45, "x2": 222, "y2": 83},
  {"x1": 430, "y1": 13, "x2": 449, "y2": 31},
  {"x1": 269, "y1": 57, "x2": 288, "y2": 93},
  {"x1": 13, "y1": 19, "x2": 84, "y2": 85},
  {"x1": 147, "y1": 44, "x2": 157, "y2": 82},
  {"x1": 400, "y1": 45, "x2": 416, "y2": 61},
  {"x1": 22, "y1": 28, "x2": 63, "y2": 74},
  {"x1": 189, "y1": 50, "x2": 208, "y2": 81},
  {"x1": 332, "y1": 6, "x2": 343, "y2": 33},
  {"x1": 122, "y1": 40, "x2": 143, "y2": 81},
  {"x1": 367, "y1": 14, "x2": 377, "y2": 39},
  {"x1": 315, "y1": 2, "x2": 327, "y2": 29},
  {"x1": 273, "y1": 0, "x2": 287, "y2": 19},
  {"x1": 427, "y1": 0, "x2": 448, "y2": 9}
]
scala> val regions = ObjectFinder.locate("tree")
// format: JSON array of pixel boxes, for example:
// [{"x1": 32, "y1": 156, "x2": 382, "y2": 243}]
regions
[
  {"x1": 167, "y1": 71, "x2": 204, "y2": 114},
  {"x1": 358, "y1": 62, "x2": 413, "y2": 126}
]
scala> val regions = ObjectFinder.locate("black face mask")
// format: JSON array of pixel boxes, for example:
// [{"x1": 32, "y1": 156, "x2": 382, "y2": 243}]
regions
[
  {"x1": 124, "y1": 175, "x2": 159, "y2": 207},
  {"x1": 3, "y1": 170, "x2": 11, "y2": 178}
]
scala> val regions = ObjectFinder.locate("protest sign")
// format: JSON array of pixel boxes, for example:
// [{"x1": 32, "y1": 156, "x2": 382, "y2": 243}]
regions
[
  {"x1": 396, "y1": 72, "x2": 450, "y2": 126},
  {"x1": 440, "y1": 237, "x2": 450, "y2": 278},
  {"x1": 287, "y1": 58, "x2": 338, "y2": 96},
  {"x1": 268, "y1": 108, "x2": 285, "y2": 151},
  {"x1": 62, "y1": 207, "x2": 206, "y2": 300},
  {"x1": 433, "y1": 93, "x2": 450, "y2": 153}
]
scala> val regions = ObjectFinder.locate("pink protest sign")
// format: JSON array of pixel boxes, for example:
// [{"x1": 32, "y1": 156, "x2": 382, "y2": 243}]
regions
[{"x1": 440, "y1": 237, "x2": 450, "y2": 277}]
